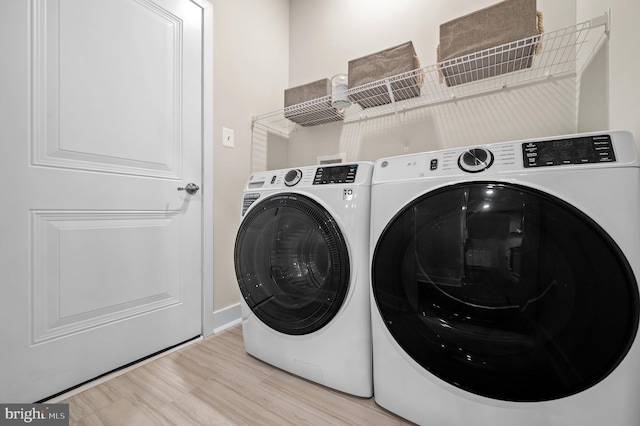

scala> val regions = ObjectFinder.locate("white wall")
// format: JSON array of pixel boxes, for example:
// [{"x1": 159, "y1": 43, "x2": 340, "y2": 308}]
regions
[
  {"x1": 577, "y1": 0, "x2": 640, "y2": 151},
  {"x1": 210, "y1": 0, "x2": 289, "y2": 318},
  {"x1": 283, "y1": 0, "x2": 585, "y2": 166}
]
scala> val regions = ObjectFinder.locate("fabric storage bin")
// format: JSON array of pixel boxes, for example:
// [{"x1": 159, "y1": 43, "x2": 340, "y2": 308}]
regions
[
  {"x1": 348, "y1": 41, "x2": 422, "y2": 108},
  {"x1": 284, "y1": 79, "x2": 344, "y2": 126},
  {"x1": 438, "y1": 0, "x2": 542, "y2": 87}
]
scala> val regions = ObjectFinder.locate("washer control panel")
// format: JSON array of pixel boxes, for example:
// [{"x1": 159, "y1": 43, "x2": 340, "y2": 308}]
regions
[
  {"x1": 313, "y1": 164, "x2": 358, "y2": 185},
  {"x1": 458, "y1": 148, "x2": 495, "y2": 173},
  {"x1": 522, "y1": 134, "x2": 616, "y2": 168}
]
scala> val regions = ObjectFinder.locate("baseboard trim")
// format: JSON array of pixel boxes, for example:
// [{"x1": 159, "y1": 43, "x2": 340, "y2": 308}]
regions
[{"x1": 212, "y1": 303, "x2": 242, "y2": 334}]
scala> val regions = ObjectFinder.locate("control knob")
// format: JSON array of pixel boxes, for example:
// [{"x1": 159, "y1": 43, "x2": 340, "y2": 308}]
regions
[
  {"x1": 284, "y1": 169, "x2": 302, "y2": 186},
  {"x1": 458, "y1": 148, "x2": 494, "y2": 173}
]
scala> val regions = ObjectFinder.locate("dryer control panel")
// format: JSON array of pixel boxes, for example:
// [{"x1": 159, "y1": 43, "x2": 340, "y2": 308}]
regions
[
  {"x1": 373, "y1": 131, "x2": 635, "y2": 184},
  {"x1": 522, "y1": 134, "x2": 616, "y2": 168}
]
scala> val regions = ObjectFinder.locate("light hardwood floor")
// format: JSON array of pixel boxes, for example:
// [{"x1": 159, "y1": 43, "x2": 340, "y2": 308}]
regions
[{"x1": 60, "y1": 325, "x2": 415, "y2": 425}]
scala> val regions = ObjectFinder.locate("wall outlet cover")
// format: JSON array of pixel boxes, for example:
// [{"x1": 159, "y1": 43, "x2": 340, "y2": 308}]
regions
[{"x1": 222, "y1": 127, "x2": 234, "y2": 148}]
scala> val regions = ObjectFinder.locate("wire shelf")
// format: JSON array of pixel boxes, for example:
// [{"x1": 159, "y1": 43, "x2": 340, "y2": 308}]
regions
[{"x1": 253, "y1": 14, "x2": 609, "y2": 137}]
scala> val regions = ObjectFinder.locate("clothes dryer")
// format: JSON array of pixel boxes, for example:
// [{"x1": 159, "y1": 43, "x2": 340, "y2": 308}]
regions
[
  {"x1": 370, "y1": 131, "x2": 640, "y2": 424},
  {"x1": 235, "y1": 163, "x2": 373, "y2": 397}
]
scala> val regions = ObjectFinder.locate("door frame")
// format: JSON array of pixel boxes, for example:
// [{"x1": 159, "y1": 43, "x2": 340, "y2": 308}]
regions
[{"x1": 198, "y1": 0, "x2": 215, "y2": 337}]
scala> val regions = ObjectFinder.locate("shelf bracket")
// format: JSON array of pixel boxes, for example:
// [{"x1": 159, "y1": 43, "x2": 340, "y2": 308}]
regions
[
  {"x1": 384, "y1": 78, "x2": 401, "y2": 121},
  {"x1": 384, "y1": 78, "x2": 410, "y2": 152},
  {"x1": 590, "y1": 9, "x2": 610, "y2": 35},
  {"x1": 384, "y1": 78, "x2": 397, "y2": 107}
]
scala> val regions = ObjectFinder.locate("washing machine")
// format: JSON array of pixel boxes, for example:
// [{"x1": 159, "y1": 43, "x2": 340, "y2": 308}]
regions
[
  {"x1": 369, "y1": 131, "x2": 640, "y2": 425},
  {"x1": 234, "y1": 162, "x2": 373, "y2": 397}
]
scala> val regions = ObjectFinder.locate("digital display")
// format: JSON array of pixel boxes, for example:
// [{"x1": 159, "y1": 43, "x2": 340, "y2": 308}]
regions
[
  {"x1": 522, "y1": 135, "x2": 615, "y2": 168},
  {"x1": 313, "y1": 164, "x2": 358, "y2": 184},
  {"x1": 553, "y1": 139, "x2": 574, "y2": 148},
  {"x1": 323, "y1": 166, "x2": 350, "y2": 178}
]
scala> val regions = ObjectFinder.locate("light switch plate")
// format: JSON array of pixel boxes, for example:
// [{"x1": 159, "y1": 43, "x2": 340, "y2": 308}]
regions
[{"x1": 222, "y1": 127, "x2": 234, "y2": 148}]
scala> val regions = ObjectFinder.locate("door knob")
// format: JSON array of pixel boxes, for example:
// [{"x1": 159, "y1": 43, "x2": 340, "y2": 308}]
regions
[{"x1": 177, "y1": 183, "x2": 200, "y2": 195}]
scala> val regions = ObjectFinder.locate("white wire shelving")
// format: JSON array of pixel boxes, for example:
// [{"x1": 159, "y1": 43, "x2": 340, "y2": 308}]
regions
[{"x1": 252, "y1": 13, "x2": 610, "y2": 137}]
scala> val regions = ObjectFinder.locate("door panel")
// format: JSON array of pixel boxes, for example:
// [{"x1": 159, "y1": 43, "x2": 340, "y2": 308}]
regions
[
  {"x1": 31, "y1": 210, "x2": 182, "y2": 344},
  {"x1": 32, "y1": 0, "x2": 182, "y2": 178},
  {"x1": 1, "y1": 0, "x2": 204, "y2": 402}
]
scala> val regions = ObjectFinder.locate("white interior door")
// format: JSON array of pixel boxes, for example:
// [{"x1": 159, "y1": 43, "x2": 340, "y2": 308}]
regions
[{"x1": 0, "y1": 0, "x2": 206, "y2": 402}]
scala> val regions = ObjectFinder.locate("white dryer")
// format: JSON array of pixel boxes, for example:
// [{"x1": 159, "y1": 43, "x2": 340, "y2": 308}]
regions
[
  {"x1": 234, "y1": 162, "x2": 373, "y2": 397},
  {"x1": 370, "y1": 131, "x2": 640, "y2": 425}
]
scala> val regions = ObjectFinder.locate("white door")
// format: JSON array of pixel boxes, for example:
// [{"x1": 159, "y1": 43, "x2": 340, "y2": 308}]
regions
[{"x1": 0, "y1": 0, "x2": 206, "y2": 402}]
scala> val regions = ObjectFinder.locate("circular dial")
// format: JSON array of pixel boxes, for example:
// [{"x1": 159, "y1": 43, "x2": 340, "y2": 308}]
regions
[
  {"x1": 458, "y1": 148, "x2": 494, "y2": 173},
  {"x1": 284, "y1": 169, "x2": 302, "y2": 186}
]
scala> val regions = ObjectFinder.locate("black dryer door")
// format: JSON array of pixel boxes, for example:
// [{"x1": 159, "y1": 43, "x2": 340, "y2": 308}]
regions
[
  {"x1": 235, "y1": 193, "x2": 350, "y2": 335},
  {"x1": 372, "y1": 182, "x2": 639, "y2": 402}
]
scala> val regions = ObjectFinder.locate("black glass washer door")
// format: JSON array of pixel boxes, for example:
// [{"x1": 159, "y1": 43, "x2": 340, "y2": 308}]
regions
[
  {"x1": 235, "y1": 193, "x2": 350, "y2": 335},
  {"x1": 372, "y1": 182, "x2": 639, "y2": 402}
]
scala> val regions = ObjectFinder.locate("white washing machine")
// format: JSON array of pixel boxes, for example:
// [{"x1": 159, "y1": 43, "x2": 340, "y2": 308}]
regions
[
  {"x1": 234, "y1": 162, "x2": 373, "y2": 397},
  {"x1": 369, "y1": 131, "x2": 640, "y2": 425}
]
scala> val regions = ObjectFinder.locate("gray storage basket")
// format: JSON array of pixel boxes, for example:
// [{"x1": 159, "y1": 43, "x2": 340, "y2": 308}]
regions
[
  {"x1": 284, "y1": 79, "x2": 344, "y2": 127},
  {"x1": 348, "y1": 41, "x2": 423, "y2": 108},
  {"x1": 438, "y1": 0, "x2": 543, "y2": 87}
]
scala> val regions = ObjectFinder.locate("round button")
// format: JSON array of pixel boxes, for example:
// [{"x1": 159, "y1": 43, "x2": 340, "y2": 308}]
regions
[
  {"x1": 458, "y1": 148, "x2": 494, "y2": 173},
  {"x1": 284, "y1": 169, "x2": 302, "y2": 186}
]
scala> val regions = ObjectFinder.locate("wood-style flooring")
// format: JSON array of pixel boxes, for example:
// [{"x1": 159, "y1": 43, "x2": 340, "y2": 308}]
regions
[{"x1": 59, "y1": 325, "x2": 414, "y2": 425}]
